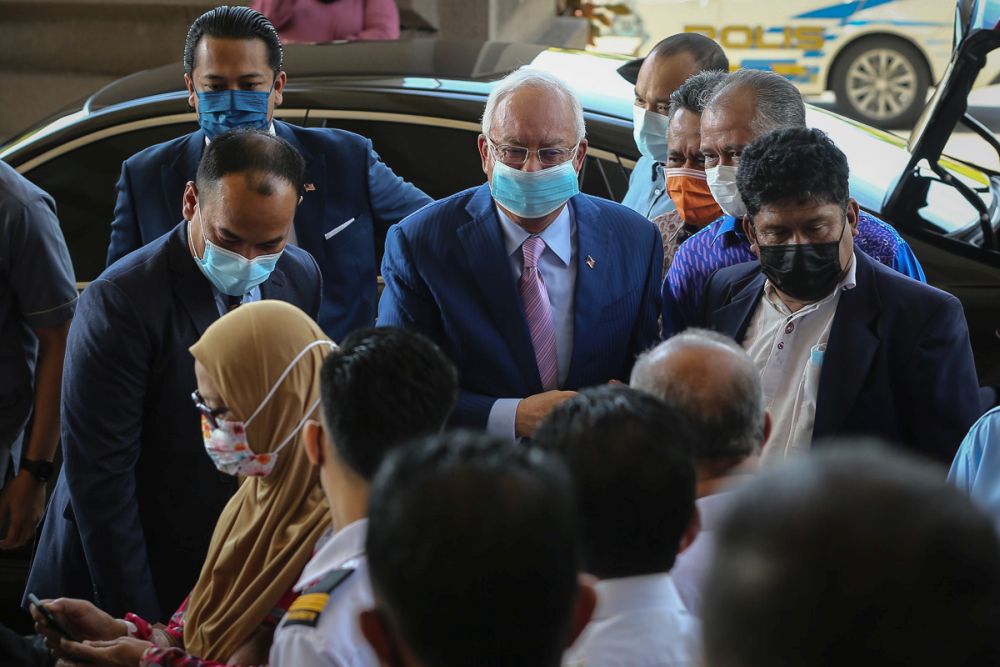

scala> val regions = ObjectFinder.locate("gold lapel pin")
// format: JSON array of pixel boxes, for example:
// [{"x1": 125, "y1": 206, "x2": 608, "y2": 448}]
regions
[{"x1": 586, "y1": 255, "x2": 596, "y2": 269}]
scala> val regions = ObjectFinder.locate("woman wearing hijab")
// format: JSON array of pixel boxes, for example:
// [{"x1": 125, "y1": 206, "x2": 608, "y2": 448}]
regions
[
  {"x1": 36, "y1": 301, "x2": 335, "y2": 666},
  {"x1": 251, "y1": 0, "x2": 400, "y2": 43}
]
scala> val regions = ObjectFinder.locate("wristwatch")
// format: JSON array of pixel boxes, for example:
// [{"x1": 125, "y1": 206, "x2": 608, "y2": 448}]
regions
[{"x1": 21, "y1": 458, "x2": 55, "y2": 482}]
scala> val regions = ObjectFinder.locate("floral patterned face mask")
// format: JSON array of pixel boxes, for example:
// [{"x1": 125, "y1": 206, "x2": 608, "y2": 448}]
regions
[{"x1": 198, "y1": 340, "x2": 337, "y2": 478}]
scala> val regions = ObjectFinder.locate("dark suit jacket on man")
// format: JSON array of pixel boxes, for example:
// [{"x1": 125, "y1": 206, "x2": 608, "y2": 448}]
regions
[
  {"x1": 699, "y1": 251, "x2": 980, "y2": 462},
  {"x1": 26, "y1": 222, "x2": 321, "y2": 620},
  {"x1": 105, "y1": 121, "x2": 431, "y2": 340},
  {"x1": 378, "y1": 183, "x2": 662, "y2": 428}
]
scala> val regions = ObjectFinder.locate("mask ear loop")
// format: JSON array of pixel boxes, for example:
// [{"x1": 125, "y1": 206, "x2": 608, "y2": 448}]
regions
[{"x1": 244, "y1": 339, "x2": 339, "y2": 427}]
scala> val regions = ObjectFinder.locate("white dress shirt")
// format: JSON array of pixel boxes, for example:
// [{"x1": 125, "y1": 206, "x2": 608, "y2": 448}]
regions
[
  {"x1": 744, "y1": 254, "x2": 857, "y2": 464},
  {"x1": 564, "y1": 573, "x2": 701, "y2": 667},
  {"x1": 269, "y1": 519, "x2": 377, "y2": 667},
  {"x1": 487, "y1": 204, "x2": 577, "y2": 439}
]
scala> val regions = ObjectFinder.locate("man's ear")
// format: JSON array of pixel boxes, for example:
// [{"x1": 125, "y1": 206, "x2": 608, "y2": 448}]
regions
[
  {"x1": 478, "y1": 134, "x2": 491, "y2": 177},
  {"x1": 272, "y1": 71, "x2": 287, "y2": 107},
  {"x1": 303, "y1": 420, "x2": 325, "y2": 468},
  {"x1": 360, "y1": 609, "x2": 404, "y2": 667},
  {"x1": 184, "y1": 73, "x2": 197, "y2": 109},
  {"x1": 182, "y1": 181, "x2": 198, "y2": 222},
  {"x1": 846, "y1": 197, "x2": 860, "y2": 238},
  {"x1": 742, "y1": 215, "x2": 759, "y2": 256},
  {"x1": 679, "y1": 505, "x2": 702, "y2": 554},
  {"x1": 567, "y1": 576, "x2": 598, "y2": 648}
]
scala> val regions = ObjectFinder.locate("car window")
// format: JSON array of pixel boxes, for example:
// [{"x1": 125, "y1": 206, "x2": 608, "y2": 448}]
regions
[{"x1": 22, "y1": 121, "x2": 199, "y2": 284}]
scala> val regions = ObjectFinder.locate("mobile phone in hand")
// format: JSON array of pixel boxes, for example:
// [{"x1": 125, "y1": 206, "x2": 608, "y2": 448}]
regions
[{"x1": 27, "y1": 593, "x2": 78, "y2": 642}]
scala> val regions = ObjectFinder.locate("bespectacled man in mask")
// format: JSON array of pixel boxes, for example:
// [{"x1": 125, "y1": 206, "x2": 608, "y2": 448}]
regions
[
  {"x1": 105, "y1": 5, "x2": 432, "y2": 341},
  {"x1": 698, "y1": 127, "x2": 979, "y2": 465},
  {"x1": 619, "y1": 33, "x2": 728, "y2": 220},
  {"x1": 378, "y1": 67, "x2": 662, "y2": 440},
  {"x1": 25, "y1": 130, "x2": 322, "y2": 623}
]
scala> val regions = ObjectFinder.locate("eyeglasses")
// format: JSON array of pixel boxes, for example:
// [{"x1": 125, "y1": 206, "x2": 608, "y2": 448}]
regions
[
  {"x1": 487, "y1": 137, "x2": 579, "y2": 168},
  {"x1": 191, "y1": 390, "x2": 229, "y2": 430}
]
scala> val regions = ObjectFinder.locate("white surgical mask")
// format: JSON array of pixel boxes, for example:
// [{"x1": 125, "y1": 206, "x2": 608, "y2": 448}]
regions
[
  {"x1": 632, "y1": 106, "x2": 670, "y2": 163},
  {"x1": 705, "y1": 165, "x2": 748, "y2": 218}
]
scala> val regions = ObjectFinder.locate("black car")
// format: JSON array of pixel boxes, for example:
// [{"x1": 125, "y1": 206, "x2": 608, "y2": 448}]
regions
[{"x1": 3, "y1": 6, "x2": 1000, "y2": 382}]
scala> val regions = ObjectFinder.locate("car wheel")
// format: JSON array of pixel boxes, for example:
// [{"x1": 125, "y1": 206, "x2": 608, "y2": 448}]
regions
[{"x1": 831, "y1": 37, "x2": 930, "y2": 130}]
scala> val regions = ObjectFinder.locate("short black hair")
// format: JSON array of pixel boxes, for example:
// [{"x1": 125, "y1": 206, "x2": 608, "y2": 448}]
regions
[
  {"x1": 737, "y1": 126, "x2": 849, "y2": 219},
  {"x1": 533, "y1": 385, "x2": 696, "y2": 578},
  {"x1": 366, "y1": 431, "x2": 580, "y2": 667},
  {"x1": 617, "y1": 33, "x2": 728, "y2": 85},
  {"x1": 668, "y1": 70, "x2": 728, "y2": 120},
  {"x1": 195, "y1": 129, "x2": 305, "y2": 196},
  {"x1": 184, "y1": 6, "x2": 283, "y2": 76},
  {"x1": 703, "y1": 444, "x2": 1000, "y2": 667},
  {"x1": 318, "y1": 327, "x2": 458, "y2": 480},
  {"x1": 652, "y1": 33, "x2": 730, "y2": 72}
]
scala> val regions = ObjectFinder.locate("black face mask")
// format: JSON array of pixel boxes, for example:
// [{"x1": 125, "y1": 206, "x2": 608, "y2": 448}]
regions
[{"x1": 754, "y1": 218, "x2": 848, "y2": 302}]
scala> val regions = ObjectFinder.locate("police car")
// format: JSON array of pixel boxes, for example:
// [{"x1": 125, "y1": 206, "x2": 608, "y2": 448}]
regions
[{"x1": 598, "y1": 0, "x2": 999, "y2": 128}]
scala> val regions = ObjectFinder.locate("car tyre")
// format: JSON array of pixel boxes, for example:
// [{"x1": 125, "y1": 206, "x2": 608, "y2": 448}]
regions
[{"x1": 832, "y1": 36, "x2": 930, "y2": 130}]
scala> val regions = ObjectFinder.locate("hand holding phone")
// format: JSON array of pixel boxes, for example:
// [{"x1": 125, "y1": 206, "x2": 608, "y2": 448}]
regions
[{"x1": 28, "y1": 593, "x2": 79, "y2": 642}]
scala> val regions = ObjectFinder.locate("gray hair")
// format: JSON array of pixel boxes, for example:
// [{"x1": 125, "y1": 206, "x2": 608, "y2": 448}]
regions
[
  {"x1": 631, "y1": 328, "x2": 765, "y2": 460},
  {"x1": 706, "y1": 68, "x2": 806, "y2": 137},
  {"x1": 481, "y1": 67, "x2": 586, "y2": 142},
  {"x1": 668, "y1": 70, "x2": 729, "y2": 122}
]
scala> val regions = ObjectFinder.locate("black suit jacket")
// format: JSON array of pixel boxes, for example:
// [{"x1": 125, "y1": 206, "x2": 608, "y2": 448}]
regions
[
  {"x1": 26, "y1": 222, "x2": 321, "y2": 619},
  {"x1": 699, "y1": 251, "x2": 980, "y2": 463}
]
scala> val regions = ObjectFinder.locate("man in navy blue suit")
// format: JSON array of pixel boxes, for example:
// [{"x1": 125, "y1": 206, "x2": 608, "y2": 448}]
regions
[
  {"x1": 26, "y1": 130, "x2": 323, "y2": 621},
  {"x1": 698, "y1": 127, "x2": 980, "y2": 464},
  {"x1": 378, "y1": 68, "x2": 662, "y2": 439},
  {"x1": 106, "y1": 6, "x2": 431, "y2": 340}
]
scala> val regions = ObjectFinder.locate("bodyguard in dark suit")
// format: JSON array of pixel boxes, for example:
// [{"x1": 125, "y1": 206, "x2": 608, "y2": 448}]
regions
[
  {"x1": 26, "y1": 130, "x2": 322, "y2": 621},
  {"x1": 379, "y1": 69, "x2": 662, "y2": 439},
  {"x1": 105, "y1": 6, "x2": 431, "y2": 340},
  {"x1": 698, "y1": 128, "x2": 979, "y2": 463}
]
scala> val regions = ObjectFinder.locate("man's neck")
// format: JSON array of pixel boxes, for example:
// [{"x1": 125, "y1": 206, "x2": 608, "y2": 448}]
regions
[
  {"x1": 327, "y1": 477, "x2": 370, "y2": 532},
  {"x1": 696, "y1": 457, "x2": 755, "y2": 498},
  {"x1": 498, "y1": 202, "x2": 565, "y2": 235}
]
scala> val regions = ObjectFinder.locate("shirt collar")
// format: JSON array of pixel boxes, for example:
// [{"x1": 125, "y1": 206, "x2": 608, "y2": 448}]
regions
[
  {"x1": 713, "y1": 214, "x2": 741, "y2": 244},
  {"x1": 294, "y1": 518, "x2": 368, "y2": 592},
  {"x1": 205, "y1": 121, "x2": 277, "y2": 145},
  {"x1": 496, "y1": 203, "x2": 574, "y2": 267},
  {"x1": 592, "y1": 573, "x2": 689, "y2": 620}
]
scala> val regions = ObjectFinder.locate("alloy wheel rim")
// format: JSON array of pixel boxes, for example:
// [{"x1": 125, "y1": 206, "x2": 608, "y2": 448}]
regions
[{"x1": 845, "y1": 48, "x2": 918, "y2": 121}]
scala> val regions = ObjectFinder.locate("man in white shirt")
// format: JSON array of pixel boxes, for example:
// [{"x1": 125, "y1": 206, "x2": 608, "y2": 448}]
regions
[
  {"x1": 698, "y1": 127, "x2": 980, "y2": 463},
  {"x1": 269, "y1": 327, "x2": 458, "y2": 667},
  {"x1": 535, "y1": 385, "x2": 702, "y2": 667},
  {"x1": 631, "y1": 328, "x2": 769, "y2": 616}
]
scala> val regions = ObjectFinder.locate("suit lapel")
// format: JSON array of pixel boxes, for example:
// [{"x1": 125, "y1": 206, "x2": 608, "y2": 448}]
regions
[
  {"x1": 275, "y1": 122, "x2": 327, "y2": 249},
  {"x1": 259, "y1": 265, "x2": 289, "y2": 302},
  {"x1": 459, "y1": 185, "x2": 542, "y2": 392},
  {"x1": 169, "y1": 221, "x2": 219, "y2": 339},
  {"x1": 813, "y1": 253, "x2": 882, "y2": 438},
  {"x1": 712, "y1": 272, "x2": 766, "y2": 342},
  {"x1": 165, "y1": 131, "x2": 206, "y2": 218},
  {"x1": 564, "y1": 195, "x2": 608, "y2": 389}
]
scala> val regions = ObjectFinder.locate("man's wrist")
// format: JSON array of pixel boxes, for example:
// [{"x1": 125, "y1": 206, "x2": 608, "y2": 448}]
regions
[{"x1": 19, "y1": 458, "x2": 54, "y2": 483}]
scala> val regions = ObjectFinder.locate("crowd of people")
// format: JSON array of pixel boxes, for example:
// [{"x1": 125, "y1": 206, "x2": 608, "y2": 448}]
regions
[{"x1": 2, "y1": 4, "x2": 1000, "y2": 666}]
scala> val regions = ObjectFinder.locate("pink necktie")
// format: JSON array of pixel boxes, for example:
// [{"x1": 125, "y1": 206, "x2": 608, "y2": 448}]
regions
[{"x1": 519, "y1": 236, "x2": 559, "y2": 391}]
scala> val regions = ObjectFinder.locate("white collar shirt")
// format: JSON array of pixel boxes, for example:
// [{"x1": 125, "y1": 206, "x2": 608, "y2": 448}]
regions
[
  {"x1": 270, "y1": 519, "x2": 377, "y2": 667},
  {"x1": 563, "y1": 573, "x2": 701, "y2": 667},
  {"x1": 744, "y1": 253, "x2": 858, "y2": 464}
]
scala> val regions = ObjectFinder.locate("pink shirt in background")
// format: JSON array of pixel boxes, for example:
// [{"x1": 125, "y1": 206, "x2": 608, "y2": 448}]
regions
[{"x1": 252, "y1": 0, "x2": 400, "y2": 43}]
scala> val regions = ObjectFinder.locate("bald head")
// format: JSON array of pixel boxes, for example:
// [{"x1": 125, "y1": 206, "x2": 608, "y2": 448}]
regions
[
  {"x1": 635, "y1": 33, "x2": 729, "y2": 115},
  {"x1": 631, "y1": 329, "x2": 765, "y2": 460}
]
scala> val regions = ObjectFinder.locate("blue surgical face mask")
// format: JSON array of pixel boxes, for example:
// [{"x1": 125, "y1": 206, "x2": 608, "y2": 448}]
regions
[
  {"x1": 632, "y1": 106, "x2": 670, "y2": 163},
  {"x1": 490, "y1": 157, "x2": 580, "y2": 219},
  {"x1": 192, "y1": 209, "x2": 283, "y2": 296},
  {"x1": 196, "y1": 89, "x2": 271, "y2": 139}
]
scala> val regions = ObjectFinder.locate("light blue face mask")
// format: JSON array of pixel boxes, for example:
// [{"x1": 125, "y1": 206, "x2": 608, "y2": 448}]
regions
[
  {"x1": 193, "y1": 209, "x2": 283, "y2": 297},
  {"x1": 490, "y1": 158, "x2": 580, "y2": 219},
  {"x1": 196, "y1": 89, "x2": 271, "y2": 139},
  {"x1": 632, "y1": 106, "x2": 670, "y2": 163}
]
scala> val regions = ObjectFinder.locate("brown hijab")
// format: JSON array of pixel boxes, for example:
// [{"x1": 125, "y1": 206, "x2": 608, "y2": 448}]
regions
[{"x1": 184, "y1": 301, "x2": 334, "y2": 661}]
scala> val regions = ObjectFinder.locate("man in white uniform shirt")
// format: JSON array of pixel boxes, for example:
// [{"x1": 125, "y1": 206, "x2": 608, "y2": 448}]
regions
[
  {"x1": 269, "y1": 327, "x2": 457, "y2": 667},
  {"x1": 535, "y1": 385, "x2": 701, "y2": 667},
  {"x1": 698, "y1": 127, "x2": 980, "y2": 463}
]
